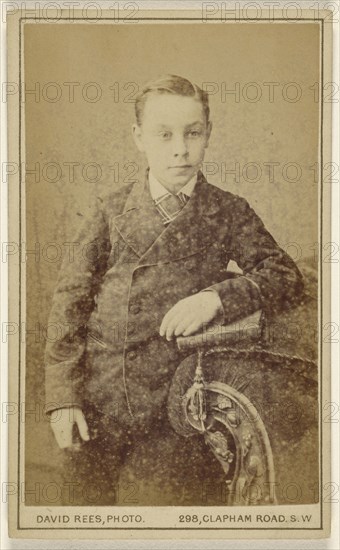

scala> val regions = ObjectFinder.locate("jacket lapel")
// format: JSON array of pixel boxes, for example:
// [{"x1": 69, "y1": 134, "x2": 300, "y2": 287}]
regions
[
  {"x1": 111, "y1": 170, "x2": 223, "y2": 265},
  {"x1": 111, "y1": 174, "x2": 165, "y2": 258}
]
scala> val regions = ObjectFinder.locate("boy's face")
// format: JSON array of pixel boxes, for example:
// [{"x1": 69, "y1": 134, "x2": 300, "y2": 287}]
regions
[{"x1": 132, "y1": 93, "x2": 212, "y2": 193}]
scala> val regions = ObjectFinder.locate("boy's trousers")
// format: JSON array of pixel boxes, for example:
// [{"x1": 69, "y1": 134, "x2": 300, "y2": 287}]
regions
[{"x1": 61, "y1": 403, "x2": 225, "y2": 506}]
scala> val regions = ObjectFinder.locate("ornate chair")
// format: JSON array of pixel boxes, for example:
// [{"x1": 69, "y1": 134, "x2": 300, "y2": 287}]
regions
[{"x1": 168, "y1": 260, "x2": 318, "y2": 505}]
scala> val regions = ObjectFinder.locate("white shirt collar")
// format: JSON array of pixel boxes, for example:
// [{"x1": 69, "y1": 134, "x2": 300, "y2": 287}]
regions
[{"x1": 148, "y1": 170, "x2": 198, "y2": 201}]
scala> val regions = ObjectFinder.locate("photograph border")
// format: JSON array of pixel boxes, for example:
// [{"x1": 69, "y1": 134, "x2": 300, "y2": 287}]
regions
[{"x1": 6, "y1": 6, "x2": 333, "y2": 540}]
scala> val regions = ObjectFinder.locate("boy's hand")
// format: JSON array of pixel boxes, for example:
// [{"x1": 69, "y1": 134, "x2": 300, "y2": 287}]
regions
[
  {"x1": 49, "y1": 406, "x2": 90, "y2": 450},
  {"x1": 159, "y1": 291, "x2": 224, "y2": 341}
]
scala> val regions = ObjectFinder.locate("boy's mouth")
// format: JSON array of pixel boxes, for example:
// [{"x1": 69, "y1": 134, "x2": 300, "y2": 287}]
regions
[{"x1": 168, "y1": 165, "x2": 192, "y2": 169}]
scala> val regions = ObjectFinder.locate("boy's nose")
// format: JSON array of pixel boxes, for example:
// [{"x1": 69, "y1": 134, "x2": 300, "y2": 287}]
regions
[{"x1": 173, "y1": 137, "x2": 189, "y2": 157}]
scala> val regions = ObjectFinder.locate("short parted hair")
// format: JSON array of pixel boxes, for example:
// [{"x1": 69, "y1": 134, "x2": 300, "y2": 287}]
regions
[{"x1": 134, "y1": 74, "x2": 210, "y2": 126}]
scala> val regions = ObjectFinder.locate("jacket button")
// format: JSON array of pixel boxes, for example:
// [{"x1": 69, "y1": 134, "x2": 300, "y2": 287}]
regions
[
  {"x1": 129, "y1": 304, "x2": 141, "y2": 314},
  {"x1": 126, "y1": 324, "x2": 135, "y2": 336},
  {"x1": 127, "y1": 351, "x2": 137, "y2": 361}
]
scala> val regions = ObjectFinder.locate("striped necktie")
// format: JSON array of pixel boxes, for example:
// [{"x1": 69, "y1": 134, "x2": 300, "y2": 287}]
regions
[{"x1": 154, "y1": 192, "x2": 190, "y2": 225}]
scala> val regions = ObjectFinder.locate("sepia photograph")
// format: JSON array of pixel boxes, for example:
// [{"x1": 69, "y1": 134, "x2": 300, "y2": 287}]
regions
[{"x1": 4, "y1": 2, "x2": 335, "y2": 541}]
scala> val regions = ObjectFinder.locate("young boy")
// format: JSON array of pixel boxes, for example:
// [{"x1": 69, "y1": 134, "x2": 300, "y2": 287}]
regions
[{"x1": 45, "y1": 75, "x2": 303, "y2": 505}]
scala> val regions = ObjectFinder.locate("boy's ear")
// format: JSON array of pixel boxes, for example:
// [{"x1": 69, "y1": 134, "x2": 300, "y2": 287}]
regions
[
  {"x1": 132, "y1": 124, "x2": 145, "y2": 153},
  {"x1": 205, "y1": 121, "x2": 213, "y2": 147}
]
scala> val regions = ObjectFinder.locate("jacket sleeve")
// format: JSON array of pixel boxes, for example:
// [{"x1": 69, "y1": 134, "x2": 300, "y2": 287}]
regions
[
  {"x1": 44, "y1": 197, "x2": 111, "y2": 412},
  {"x1": 208, "y1": 196, "x2": 304, "y2": 324}
]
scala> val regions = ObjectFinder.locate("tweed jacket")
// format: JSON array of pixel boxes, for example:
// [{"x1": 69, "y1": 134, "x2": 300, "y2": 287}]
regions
[{"x1": 44, "y1": 171, "x2": 304, "y2": 425}]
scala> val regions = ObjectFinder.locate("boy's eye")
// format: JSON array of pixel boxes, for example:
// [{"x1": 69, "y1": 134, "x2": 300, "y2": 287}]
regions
[
  {"x1": 187, "y1": 130, "x2": 202, "y2": 138},
  {"x1": 159, "y1": 131, "x2": 172, "y2": 139}
]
